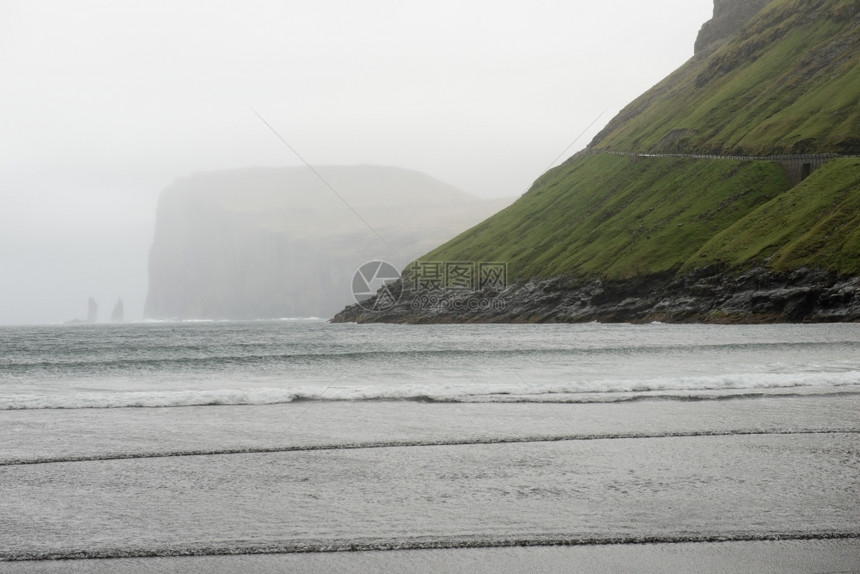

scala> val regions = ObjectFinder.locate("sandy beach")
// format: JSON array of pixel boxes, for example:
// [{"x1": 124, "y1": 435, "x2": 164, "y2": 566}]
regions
[
  {"x1": 2, "y1": 323, "x2": 858, "y2": 572},
  {"x1": 1, "y1": 539, "x2": 858, "y2": 573}
]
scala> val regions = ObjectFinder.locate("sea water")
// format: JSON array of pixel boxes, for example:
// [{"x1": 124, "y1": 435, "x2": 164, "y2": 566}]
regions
[{"x1": 0, "y1": 321, "x2": 858, "y2": 563}]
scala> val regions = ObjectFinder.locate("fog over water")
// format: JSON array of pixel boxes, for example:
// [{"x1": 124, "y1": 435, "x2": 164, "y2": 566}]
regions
[{"x1": 0, "y1": 0, "x2": 712, "y2": 325}]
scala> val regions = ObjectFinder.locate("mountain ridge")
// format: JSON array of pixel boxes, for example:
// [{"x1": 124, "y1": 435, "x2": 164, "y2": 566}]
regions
[{"x1": 591, "y1": 0, "x2": 860, "y2": 156}]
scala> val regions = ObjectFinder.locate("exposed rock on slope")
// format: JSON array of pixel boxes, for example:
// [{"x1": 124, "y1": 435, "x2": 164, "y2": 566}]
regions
[{"x1": 694, "y1": 0, "x2": 772, "y2": 55}]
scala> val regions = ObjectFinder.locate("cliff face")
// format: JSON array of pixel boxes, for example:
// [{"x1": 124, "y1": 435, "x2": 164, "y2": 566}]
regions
[
  {"x1": 144, "y1": 166, "x2": 510, "y2": 320},
  {"x1": 694, "y1": 0, "x2": 772, "y2": 55}
]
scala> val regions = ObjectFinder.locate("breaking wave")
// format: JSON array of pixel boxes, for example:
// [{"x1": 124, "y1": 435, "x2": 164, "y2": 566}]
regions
[{"x1": 2, "y1": 370, "x2": 859, "y2": 410}]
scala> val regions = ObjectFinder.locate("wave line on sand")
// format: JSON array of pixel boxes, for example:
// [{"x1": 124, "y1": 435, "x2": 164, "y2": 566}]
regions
[
  {"x1": 2, "y1": 428, "x2": 857, "y2": 467},
  {"x1": 2, "y1": 531, "x2": 859, "y2": 561}
]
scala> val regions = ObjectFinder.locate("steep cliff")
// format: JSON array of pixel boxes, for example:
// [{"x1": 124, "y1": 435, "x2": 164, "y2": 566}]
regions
[
  {"x1": 694, "y1": 0, "x2": 772, "y2": 55},
  {"x1": 144, "y1": 165, "x2": 509, "y2": 320}
]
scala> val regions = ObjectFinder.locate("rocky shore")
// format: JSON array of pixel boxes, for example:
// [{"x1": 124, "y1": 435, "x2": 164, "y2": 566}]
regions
[{"x1": 331, "y1": 267, "x2": 860, "y2": 324}]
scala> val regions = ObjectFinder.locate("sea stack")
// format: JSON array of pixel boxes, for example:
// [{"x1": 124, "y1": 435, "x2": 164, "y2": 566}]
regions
[
  {"x1": 110, "y1": 299, "x2": 124, "y2": 323},
  {"x1": 87, "y1": 297, "x2": 98, "y2": 324}
]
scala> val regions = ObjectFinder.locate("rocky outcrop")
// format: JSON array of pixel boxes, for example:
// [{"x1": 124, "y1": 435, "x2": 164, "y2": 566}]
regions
[
  {"x1": 332, "y1": 267, "x2": 860, "y2": 324},
  {"x1": 694, "y1": 0, "x2": 772, "y2": 56}
]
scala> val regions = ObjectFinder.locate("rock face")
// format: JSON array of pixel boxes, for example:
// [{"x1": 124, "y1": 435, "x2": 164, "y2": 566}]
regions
[
  {"x1": 332, "y1": 267, "x2": 860, "y2": 324},
  {"x1": 144, "y1": 166, "x2": 510, "y2": 320},
  {"x1": 694, "y1": 0, "x2": 772, "y2": 55}
]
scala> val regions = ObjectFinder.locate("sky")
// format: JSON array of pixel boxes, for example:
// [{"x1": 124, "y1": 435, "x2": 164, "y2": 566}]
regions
[{"x1": 0, "y1": 0, "x2": 714, "y2": 325}]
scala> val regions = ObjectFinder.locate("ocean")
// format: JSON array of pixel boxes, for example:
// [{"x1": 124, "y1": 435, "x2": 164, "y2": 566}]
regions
[{"x1": 1, "y1": 321, "x2": 858, "y2": 572}]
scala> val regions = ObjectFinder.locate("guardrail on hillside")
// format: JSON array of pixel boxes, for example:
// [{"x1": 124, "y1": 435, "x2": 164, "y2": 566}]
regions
[
  {"x1": 599, "y1": 150, "x2": 848, "y2": 161},
  {"x1": 597, "y1": 150, "x2": 857, "y2": 186}
]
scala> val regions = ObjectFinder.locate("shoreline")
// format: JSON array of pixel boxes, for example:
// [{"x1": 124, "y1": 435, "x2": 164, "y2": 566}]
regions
[{"x1": 332, "y1": 266, "x2": 860, "y2": 324}]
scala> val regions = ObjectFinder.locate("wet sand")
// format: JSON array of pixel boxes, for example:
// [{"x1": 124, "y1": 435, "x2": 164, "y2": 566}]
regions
[
  {"x1": 2, "y1": 398, "x2": 859, "y2": 570},
  {"x1": 1, "y1": 539, "x2": 857, "y2": 574}
]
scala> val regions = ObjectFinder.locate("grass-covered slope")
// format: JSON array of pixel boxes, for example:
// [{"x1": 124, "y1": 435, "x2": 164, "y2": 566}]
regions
[
  {"x1": 416, "y1": 0, "x2": 859, "y2": 284},
  {"x1": 689, "y1": 158, "x2": 860, "y2": 274},
  {"x1": 591, "y1": 0, "x2": 860, "y2": 155},
  {"x1": 423, "y1": 154, "x2": 790, "y2": 280}
]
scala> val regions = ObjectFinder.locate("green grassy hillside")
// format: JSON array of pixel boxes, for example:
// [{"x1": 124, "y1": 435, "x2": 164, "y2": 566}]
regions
[
  {"x1": 689, "y1": 158, "x2": 860, "y2": 274},
  {"x1": 591, "y1": 0, "x2": 860, "y2": 155},
  {"x1": 423, "y1": 154, "x2": 790, "y2": 280},
  {"x1": 416, "y1": 0, "x2": 859, "y2": 283}
]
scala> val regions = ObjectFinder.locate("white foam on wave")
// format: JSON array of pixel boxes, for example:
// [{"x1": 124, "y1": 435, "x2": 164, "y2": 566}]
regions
[{"x1": 2, "y1": 370, "x2": 859, "y2": 410}]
